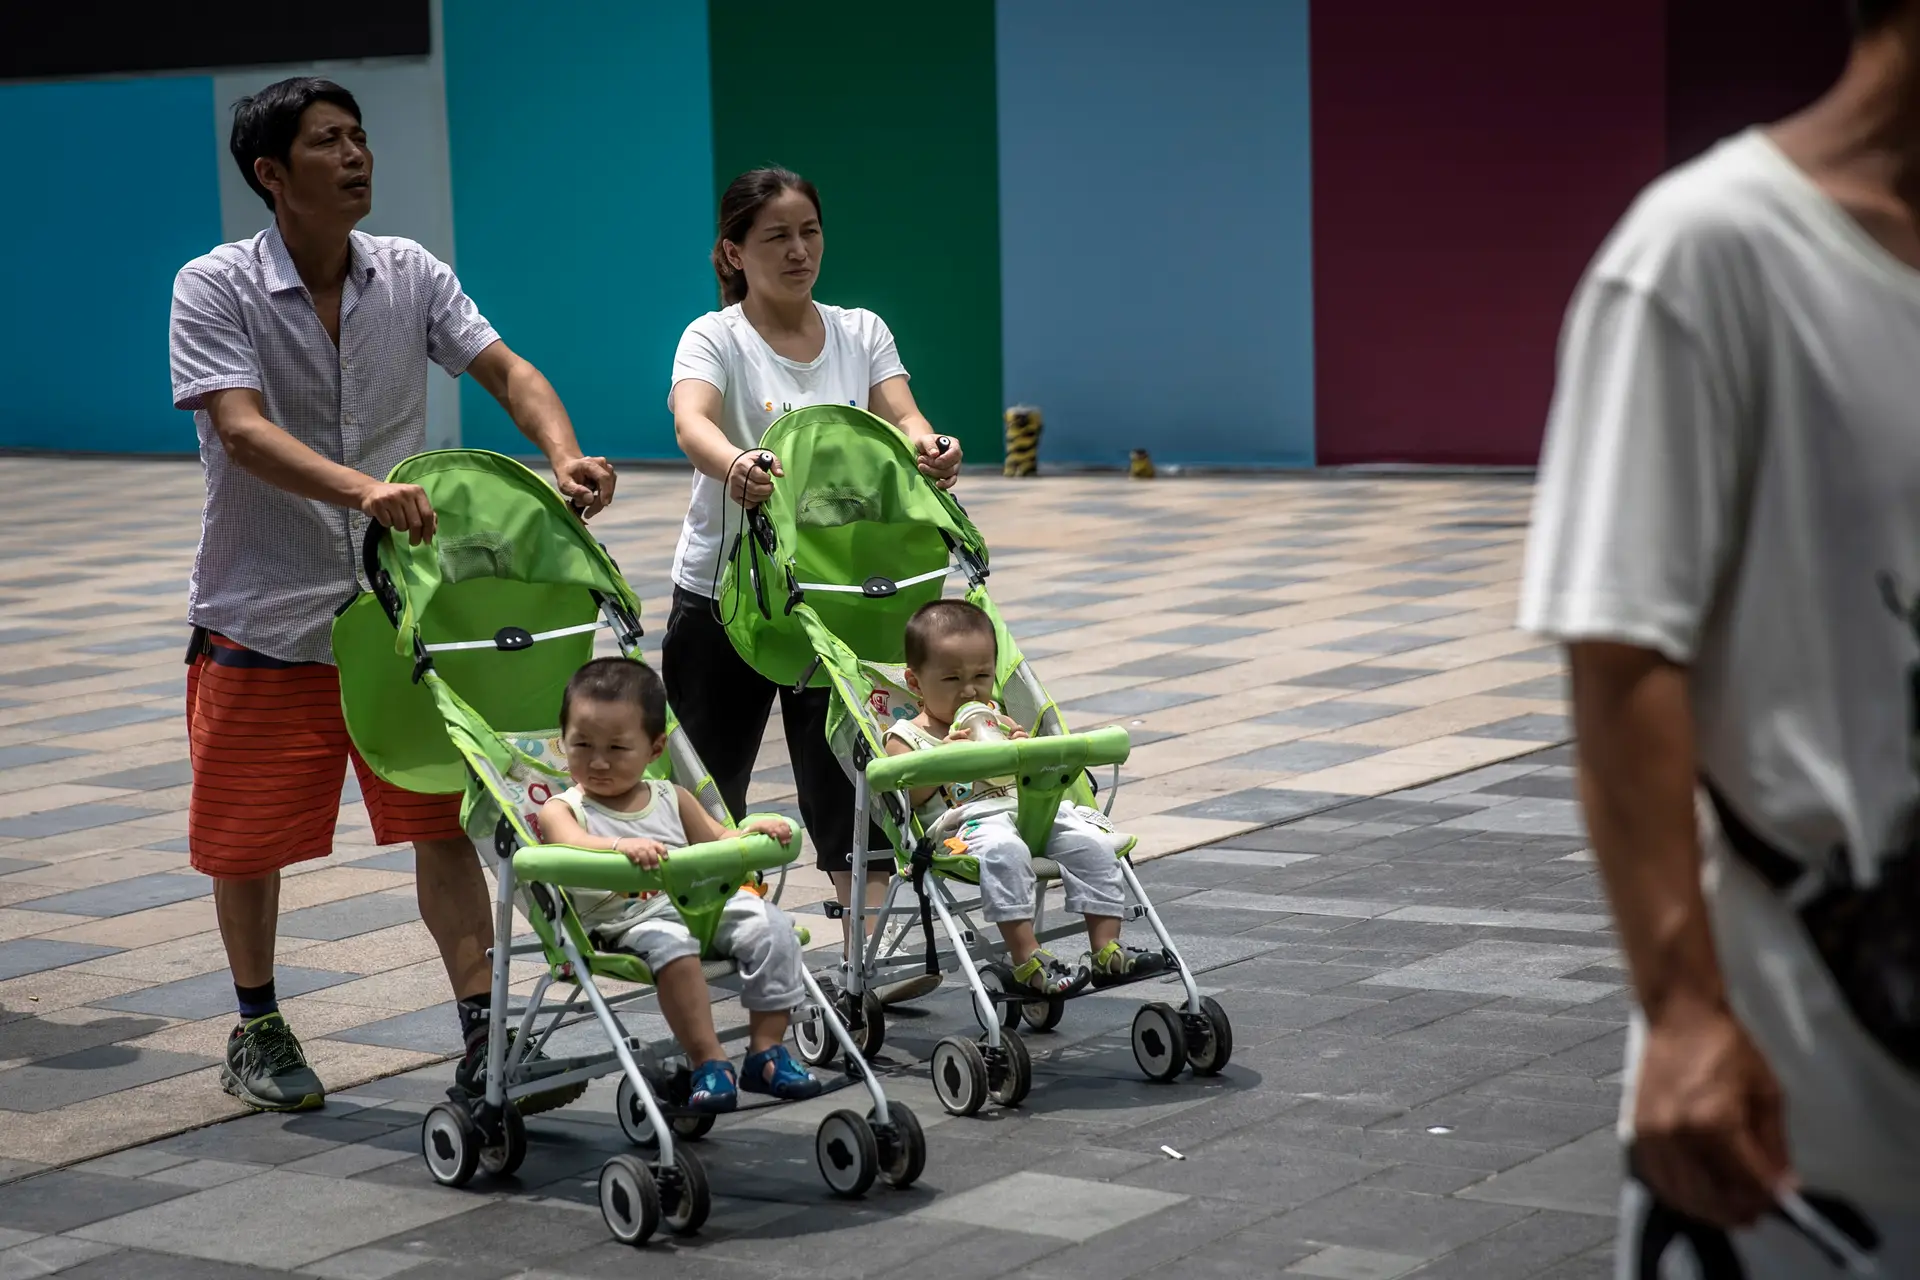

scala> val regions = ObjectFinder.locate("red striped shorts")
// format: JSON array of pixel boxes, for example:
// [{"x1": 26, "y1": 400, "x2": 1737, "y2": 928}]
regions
[{"x1": 186, "y1": 633, "x2": 465, "y2": 879}]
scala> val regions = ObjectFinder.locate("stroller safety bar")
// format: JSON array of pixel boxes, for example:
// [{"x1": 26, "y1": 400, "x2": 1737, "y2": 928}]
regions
[
  {"x1": 864, "y1": 725, "x2": 1131, "y2": 793},
  {"x1": 796, "y1": 565, "x2": 950, "y2": 597},
  {"x1": 422, "y1": 619, "x2": 607, "y2": 653}
]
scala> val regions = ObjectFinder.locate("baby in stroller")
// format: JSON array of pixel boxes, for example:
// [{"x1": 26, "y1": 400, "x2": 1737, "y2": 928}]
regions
[
  {"x1": 538, "y1": 657, "x2": 823, "y2": 1113},
  {"x1": 883, "y1": 600, "x2": 1168, "y2": 997}
]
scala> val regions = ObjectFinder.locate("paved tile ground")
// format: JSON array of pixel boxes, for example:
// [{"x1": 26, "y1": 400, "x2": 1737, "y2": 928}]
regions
[{"x1": 0, "y1": 458, "x2": 1620, "y2": 1277}]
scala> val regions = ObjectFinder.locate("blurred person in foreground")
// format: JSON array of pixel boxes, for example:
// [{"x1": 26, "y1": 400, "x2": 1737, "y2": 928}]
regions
[{"x1": 1521, "y1": 0, "x2": 1920, "y2": 1272}]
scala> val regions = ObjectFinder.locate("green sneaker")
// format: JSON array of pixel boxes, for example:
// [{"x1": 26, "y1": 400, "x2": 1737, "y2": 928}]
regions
[
  {"x1": 1012, "y1": 949, "x2": 1090, "y2": 998},
  {"x1": 1089, "y1": 941, "x2": 1170, "y2": 989},
  {"x1": 221, "y1": 1013, "x2": 325, "y2": 1112}
]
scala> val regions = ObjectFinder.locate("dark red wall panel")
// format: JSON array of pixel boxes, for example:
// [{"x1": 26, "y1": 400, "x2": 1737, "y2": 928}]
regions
[{"x1": 1311, "y1": 1, "x2": 1668, "y2": 466}]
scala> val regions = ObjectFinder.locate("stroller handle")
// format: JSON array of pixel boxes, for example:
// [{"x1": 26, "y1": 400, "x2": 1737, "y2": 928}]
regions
[
  {"x1": 865, "y1": 726, "x2": 1130, "y2": 794},
  {"x1": 511, "y1": 822, "x2": 799, "y2": 899}
]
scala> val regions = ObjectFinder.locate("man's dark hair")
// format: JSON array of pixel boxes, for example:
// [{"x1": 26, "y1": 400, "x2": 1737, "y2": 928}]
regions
[
  {"x1": 560, "y1": 658, "x2": 668, "y2": 740},
  {"x1": 228, "y1": 77, "x2": 361, "y2": 213},
  {"x1": 904, "y1": 599, "x2": 998, "y2": 669},
  {"x1": 1856, "y1": 0, "x2": 1908, "y2": 31}
]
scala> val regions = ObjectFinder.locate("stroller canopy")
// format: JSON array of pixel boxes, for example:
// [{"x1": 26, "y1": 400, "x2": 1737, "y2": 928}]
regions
[
  {"x1": 723, "y1": 406, "x2": 989, "y2": 686},
  {"x1": 334, "y1": 449, "x2": 642, "y2": 796}
]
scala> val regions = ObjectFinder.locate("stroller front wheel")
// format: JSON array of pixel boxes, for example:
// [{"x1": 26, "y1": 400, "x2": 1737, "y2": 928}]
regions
[
  {"x1": 987, "y1": 1030, "x2": 1032, "y2": 1108},
  {"x1": 421, "y1": 1101, "x2": 481, "y2": 1188},
  {"x1": 872, "y1": 1101, "x2": 926, "y2": 1189},
  {"x1": 816, "y1": 1109, "x2": 880, "y2": 1198},
  {"x1": 1131, "y1": 1001, "x2": 1190, "y2": 1082},
  {"x1": 476, "y1": 1102, "x2": 527, "y2": 1178},
  {"x1": 599, "y1": 1154, "x2": 661, "y2": 1246},
  {"x1": 1186, "y1": 996, "x2": 1234, "y2": 1076},
  {"x1": 658, "y1": 1145, "x2": 711, "y2": 1236},
  {"x1": 930, "y1": 1035, "x2": 989, "y2": 1116}
]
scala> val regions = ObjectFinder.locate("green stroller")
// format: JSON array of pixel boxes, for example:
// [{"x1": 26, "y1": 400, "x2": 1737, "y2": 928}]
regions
[
  {"x1": 332, "y1": 449, "x2": 926, "y2": 1247},
  {"x1": 721, "y1": 407, "x2": 1233, "y2": 1117}
]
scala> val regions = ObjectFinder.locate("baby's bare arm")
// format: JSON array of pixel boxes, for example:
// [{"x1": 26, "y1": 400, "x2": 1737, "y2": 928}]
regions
[{"x1": 538, "y1": 797, "x2": 616, "y2": 850}]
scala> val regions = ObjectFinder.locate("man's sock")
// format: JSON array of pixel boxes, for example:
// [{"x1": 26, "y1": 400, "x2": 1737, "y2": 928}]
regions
[
  {"x1": 236, "y1": 978, "x2": 278, "y2": 1023},
  {"x1": 457, "y1": 992, "x2": 491, "y2": 1051}
]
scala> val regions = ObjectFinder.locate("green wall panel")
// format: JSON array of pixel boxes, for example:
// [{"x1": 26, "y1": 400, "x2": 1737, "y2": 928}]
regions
[{"x1": 707, "y1": 0, "x2": 1003, "y2": 460}]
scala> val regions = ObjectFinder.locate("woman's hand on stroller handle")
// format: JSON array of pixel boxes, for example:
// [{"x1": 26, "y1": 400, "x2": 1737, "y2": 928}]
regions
[
  {"x1": 359, "y1": 481, "x2": 437, "y2": 546},
  {"x1": 917, "y1": 433, "x2": 962, "y2": 490},
  {"x1": 730, "y1": 450, "x2": 782, "y2": 507}
]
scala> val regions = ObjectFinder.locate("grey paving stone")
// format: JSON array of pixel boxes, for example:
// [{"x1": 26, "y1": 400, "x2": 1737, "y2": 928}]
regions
[
  {"x1": 1393, "y1": 1010, "x2": 1619, "y2": 1059},
  {"x1": 79, "y1": 635, "x2": 184, "y2": 656},
  {"x1": 7, "y1": 707, "x2": 176, "y2": 739},
  {"x1": 0, "y1": 1047, "x2": 214, "y2": 1112},
  {"x1": 0, "y1": 746, "x2": 89, "y2": 769},
  {"x1": 1476, "y1": 772, "x2": 1578, "y2": 801},
  {"x1": 72, "y1": 1149, "x2": 194, "y2": 1179},
  {"x1": 17, "y1": 873, "x2": 208, "y2": 917},
  {"x1": 1362, "y1": 941, "x2": 1620, "y2": 1004},
  {"x1": 278, "y1": 1144, "x2": 412, "y2": 1180},
  {"x1": 1288, "y1": 1244, "x2": 1426, "y2": 1278},
  {"x1": 1456, "y1": 1129, "x2": 1622, "y2": 1217},
  {"x1": 140, "y1": 838, "x2": 194, "y2": 854},
  {"x1": 1377, "y1": 1094, "x2": 1616, "y2": 1154},
  {"x1": 0, "y1": 629, "x2": 63, "y2": 646},
  {"x1": 1264, "y1": 1184, "x2": 1531, "y2": 1260},
  {"x1": 1435, "y1": 799, "x2": 1587, "y2": 840},
  {"x1": 1179, "y1": 846, "x2": 1322, "y2": 868},
  {"x1": 1133, "y1": 623, "x2": 1266, "y2": 646},
  {"x1": 1204, "y1": 572, "x2": 1316, "y2": 591},
  {"x1": 1315, "y1": 631, "x2": 1449, "y2": 657},
  {"x1": 141, "y1": 1160, "x2": 267, "y2": 1190},
  {"x1": 339, "y1": 847, "x2": 414, "y2": 872},
  {"x1": 1367, "y1": 579, "x2": 1467, "y2": 599},
  {"x1": 92, "y1": 965, "x2": 358, "y2": 1020},
  {"x1": 1400, "y1": 1210, "x2": 1616, "y2": 1280},
  {"x1": 1097, "y1": 653, "x2": 1246, "y2": 680},
  {"x1": 70, "y1": 1170, "x2": 473, "y2": 1268},
  {"x1": 72, "y1": 761, "x2": 195, "y2": 792},
  {"x1": 1505, "y1": 646, "x2": 1565, "y2": 664},
  {"x1": 910, "y1": 1170, "x2": 1184, "y2": 1242},
  {"x1": 0, "y1": 857, "x2": 47, "y2": 877},
  {"x1": 1060, "y1": 688, "x2": 1211, "y2": 717},
  {"x1": 0, "y1": 939, "x2": 122, "y2": 981},
  {"x1": 0, "y1": 1227, "x2": 39, "y2": 1250},
  {"x1": 52, "y1": 1249, "x2": 290, "y2": 1279},
  {"x1": 0, "y1": 1166, "x2": 44, "y2": 1190},
  {"x1": 0, "y1": 1235, "x2": 122, "y2": 1278},
  {"x1": 328, "y1": 1003, "x2": 463, "y2": 1054},
  {"x1": 278, "y1": 892, "x2": 421, "y2": 941},
  {"x1": 1179, "y1": 594, "x2": 1297, "y2": 616},
  {"x1": 1460, "y1": 714, "x2": 1571, "y2": 743},
  {"x1": 1285, "y1": 665, "x2": 1429, "y2": 691},
  {"x1": 301, "y1": 1245, "x2": 435, "y2": 1279},
  {"x1": 0, "y1": 804, "x2": 161, "y2": 839},
  {"x1": 1345, "y1": 603, "x2": 1472, "y2": 625},
  {"x1": 1259, "y1": 700, "x2": 1417, "y2": 730},
  {"x1": 0, "y1": 1171, "x2": 191, "y2": 1234},
  {"x1": 112, "y1": 580, "x2": 190, "y2": 598},
  {"x1": 1221, "y1": 741, "x2": 1386, "y2": 773},
  {"x1": 1488, "y1": 674, "x2": 1567, "y2": 701},
  {"x1": 1165, "y1": 789, "x2": 1361, "y2": 824}
]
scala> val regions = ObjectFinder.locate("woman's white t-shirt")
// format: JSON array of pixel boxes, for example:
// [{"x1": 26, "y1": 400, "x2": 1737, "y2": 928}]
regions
[{"x1": 668, "y1": 301, "x2": 908, "y2": 594}]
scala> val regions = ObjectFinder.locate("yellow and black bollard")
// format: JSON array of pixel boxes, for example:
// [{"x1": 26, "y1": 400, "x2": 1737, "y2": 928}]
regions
[
  {"x1": 1003, "y1": 406, "x2": 1042, "y2": 477},
  {"x1": 1130, "y1": 449, "x2": 1156, "y2": 479}
]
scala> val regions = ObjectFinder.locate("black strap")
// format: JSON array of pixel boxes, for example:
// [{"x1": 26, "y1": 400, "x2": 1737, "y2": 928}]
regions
[
  {"x1": 1701, "y1": 779, "x2": 1805, "y2": 892},
  {"x1": 908, "y1": 836, "x2": 939, "y2": 977},
  {"x1": 183, "y1": 626, "x2": 210, "y2": 666}
]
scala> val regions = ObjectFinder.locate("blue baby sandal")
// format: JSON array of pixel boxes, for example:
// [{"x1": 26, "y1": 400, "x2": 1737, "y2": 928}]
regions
[
  {"x1": 686, "y1": 1059, "x2": 739, "y2": 1113},
  {"x1": 742, "y1": 1045, "x2": 823, "y2": 1100}
]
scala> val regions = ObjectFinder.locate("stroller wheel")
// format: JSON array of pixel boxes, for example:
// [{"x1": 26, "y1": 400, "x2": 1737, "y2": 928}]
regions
[
  {"x1": 598, "y1": 1154, "x2": 661, "y2": 1246},
  {"x1": 658, "y1": 1145, "x2": 711, "y2": 1236},
  {"x1": 1186, "y1": 996, "x2": 1235, "y2": 1077},
  {"x1": 615, "y1": 1074, "x2": 661, "y2": 1148},
  {"x1": 477, "y1": 1102, "x2": 527, "y2": 1179},
  {"x1": 977, "y1": 963, "x2": 1024, "y2": 1032},
  {"x1": 794, "y1": 991, "x2": 838, "y2": 1067},
  {"x1": 421, "y1": 1101, "x2": 480, "y2": 1188},
  {"x1": 930, "y1": 1035, "x2": 989, "y2": 1117},
  {"x1": 854, "y1": 989, "x2": 887, "y2": 1059},
  {"x1": 815, "y1": 1109, "x2": 880, "y2": 1198},
  {"x1": 1131, "y1": 1002, "x2": 1190, "y2": 1082},
  {"x1": 987, "y1": 1030, "x2": 1032, "y2": 1109},
  {"x1": 1021, "y1": 995, "x2": 1066, "y2": 1033},
  {"x1": 871, "y1": 1101, "x2": 926, "y2": 1189}
]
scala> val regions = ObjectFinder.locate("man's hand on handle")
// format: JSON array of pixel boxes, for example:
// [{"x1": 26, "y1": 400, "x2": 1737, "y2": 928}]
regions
[
  {"x1": 1634, "y1": 998, "x2": 1792, "y2": 1228},
  {"x1": 554, "y1": 454, "x2": 616, "y2": 519},
  {"x1": 360, "y1": 481, "x2": 437, "y2": 546},
  {"x1": 730, "y1": 451, "x2": 781, "y2": 507}
]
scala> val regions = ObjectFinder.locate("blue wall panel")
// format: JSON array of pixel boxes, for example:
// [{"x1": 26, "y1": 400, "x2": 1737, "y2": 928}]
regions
[
  {"x1": 444, "y1": 1, "x2": 716, "y2": 460},
  {"x1": 0, "y1": 78, "x2": 222, "y2": 452},
  {"x1": 996, "y1": 0, "x2": 1314, "y2": 467}
]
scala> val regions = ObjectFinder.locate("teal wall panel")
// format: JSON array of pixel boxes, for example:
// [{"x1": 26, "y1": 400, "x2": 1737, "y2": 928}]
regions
[
  {"x1": 0, "y1": 77, "x2": 223, "y2": 452},
  {"x1": 444, "y1": 1, "x2": 716, "y2": 459}
]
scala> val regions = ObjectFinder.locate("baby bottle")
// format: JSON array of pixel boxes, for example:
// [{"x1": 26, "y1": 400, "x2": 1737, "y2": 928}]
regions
[{"x1": 951, "y1": 701, "x2": 1008, "y2": 742}]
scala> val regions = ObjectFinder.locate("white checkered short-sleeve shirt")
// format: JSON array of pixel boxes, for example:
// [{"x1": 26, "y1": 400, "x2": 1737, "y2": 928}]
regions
[{"x1": 170, "y1": 224, "x2": 500, "y2": 664}]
